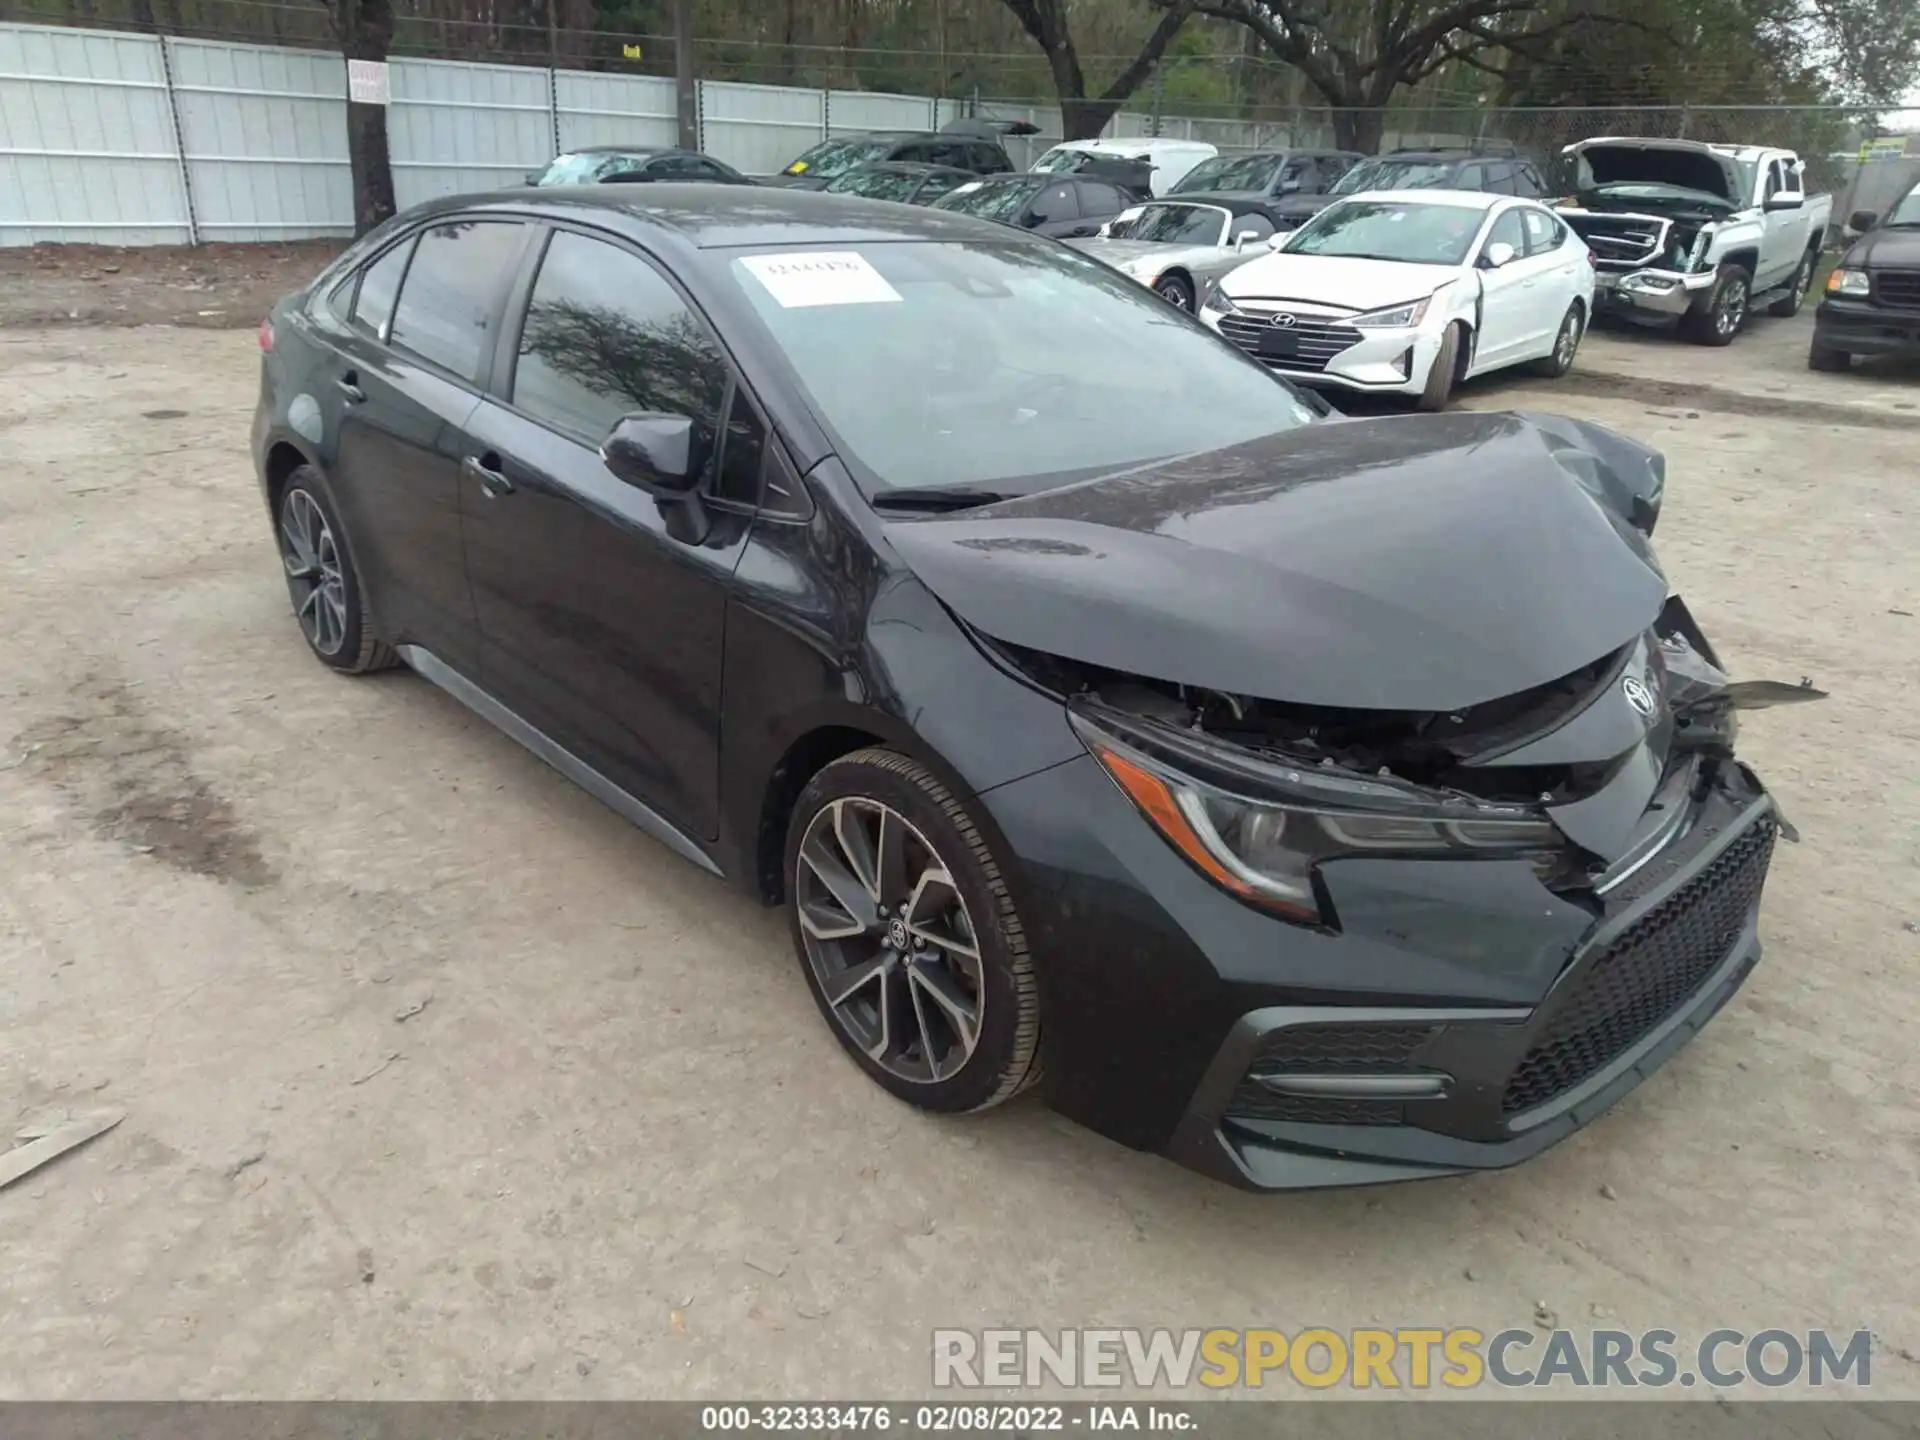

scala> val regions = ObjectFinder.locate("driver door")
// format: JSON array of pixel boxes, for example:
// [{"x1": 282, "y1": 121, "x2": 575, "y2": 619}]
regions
[{"x1": 1022, "y1": 181, "x2": 1087, "y2": 237}]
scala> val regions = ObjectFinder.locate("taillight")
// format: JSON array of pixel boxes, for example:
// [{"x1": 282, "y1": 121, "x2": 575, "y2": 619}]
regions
[{"x1": 258, "y1": 317, "x2": 274, "y2": 352}]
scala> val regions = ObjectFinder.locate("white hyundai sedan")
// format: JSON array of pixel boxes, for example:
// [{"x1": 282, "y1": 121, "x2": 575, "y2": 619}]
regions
[{"x1": 1198, "y1": 190, "x2": 1596, "y2": 410}]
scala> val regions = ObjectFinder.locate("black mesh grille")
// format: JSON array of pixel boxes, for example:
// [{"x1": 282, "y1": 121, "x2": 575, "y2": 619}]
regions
[
  {"x1": 1215, "y1": 312, "x2": 1363, "y2": 374},
  {"x1": 1226, "y1": 1024, "x2": 1438, "y2": 1127},
  {"x1": 1568, "y1": 216, "x2": 1664, "y2": 269},
  {"x1": 1873, "y1": 269, "x2": 1920, "y2": 310},
  {"x1": 1502, "y1": 818, "x2": 1775, "y2": 1117}
]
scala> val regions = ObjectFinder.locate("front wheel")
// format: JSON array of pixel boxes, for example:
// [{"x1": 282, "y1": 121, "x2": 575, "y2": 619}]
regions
[
  {"x1": 1769, "y1": 249, "x2": 1818, "y2": 317},
  {"x1": 1154, "y1": 273, "x2": 1195, "y2": 312},
  {"x1": 1416, "y1": 323, "x2": 1463, "y2": 411},
  {"x1": 1682, "y1": 264, "x2": 1750, "y2": 346},
  {"x1": 785, "y1": 748, "x2": 1042, "y2": 1114}
]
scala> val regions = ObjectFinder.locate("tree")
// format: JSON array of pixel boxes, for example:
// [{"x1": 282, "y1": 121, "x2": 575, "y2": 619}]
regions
[
  {"x1": 325, "y1": 0, "x2": 398, "y2": 235},
  {"x1": 996, "y1": 0, "x2": 1203, "y2": 139},
  {"x1": 1179, "y1": 0, "x2": 1603, "y2": 150}
]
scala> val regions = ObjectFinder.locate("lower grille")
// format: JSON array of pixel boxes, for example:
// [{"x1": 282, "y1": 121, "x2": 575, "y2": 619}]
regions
[
  {"x1": 1216, "y1": 311, "x2": 1362, "y2": 374},
  {"x1": 1502, "y1": 817, "x2": 1775, "y2": 1117},
  {"x1": 1226, "y1": 1023, "x2": 1438, "y2": 1127},
  {"x1": 1872, "y1": 269, "x2": 1920, "y2": 310},
  {"x1": 1568, "y1": 215, "x2": 1665, "y2": 268}
]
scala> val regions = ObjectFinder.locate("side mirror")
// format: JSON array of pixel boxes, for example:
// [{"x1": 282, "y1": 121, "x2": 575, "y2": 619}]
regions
[
  {"x1": 1481, "y1": 240, "x2": 1517, "y2": 269},
  {"x1": 601, "y1": 413, "x2": 699, "y2": 497},
  {"x1": 1764, "y1": 192, "x2": 1804, "y2": 212},
  {"x1": 1850, "y1": 208, "x2": 1879, "y2": 232}
]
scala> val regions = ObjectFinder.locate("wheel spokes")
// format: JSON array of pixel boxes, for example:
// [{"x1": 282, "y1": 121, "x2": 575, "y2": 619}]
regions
[
  {"x1": 909, "y1": 962, "x2": 980, "y2": 1076},
  {"x1": 822, "y1": 952, "x2": 889, "y2": 1008},
  {"x1": 799, "y1": 815, "x2": 879, "y2": 937},
  {"x1": 904, "y1": 864, "x2": 979, "y2": 962}
]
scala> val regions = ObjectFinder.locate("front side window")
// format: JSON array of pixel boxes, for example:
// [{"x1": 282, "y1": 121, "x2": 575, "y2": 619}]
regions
[
  {"x1": 1108, "y1": 202, "x2": 1228, "y2": 245},
  {"x1": 512, "y1": 230, "x2": 729, "y2": 455},
  {"x1": 1482, "y1": 208, "x2": 1526, "y2": 259},
  {"x1": 388, "y1": 221, "x2": 525, "y2": 380},
  {"x1": 1029, "y1": 183, "x2": 1078, "y2": 224},
  {"x1": 350, "y1": 237, "x2": 413, "y2": 340},
  {"x1": 1286, "y1": 200, "x2": 1489, "y2": 266},
  {"x1": 724, "y1": 240, "x2": 1316, "y2": 495}
]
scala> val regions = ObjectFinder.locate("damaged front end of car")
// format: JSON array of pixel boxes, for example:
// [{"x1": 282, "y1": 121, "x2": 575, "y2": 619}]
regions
[{"x1": 1555, "y1": 140, "x2": 1744, "y2": 317}]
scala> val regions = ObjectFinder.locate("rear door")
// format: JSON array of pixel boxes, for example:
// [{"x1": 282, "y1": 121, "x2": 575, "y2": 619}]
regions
[
  {"x1": 1071, "y1": 181, "x2": 1130, "y2": 233},
  {"x1": 1759, "y1": 157, "x2": 1812, "y2": 288},
  {"x1": 325, "y1": 218, "x2": 532, "y2": 673},
  {"x1": 459, "y1": 225, "x2": 754, "y2": 838},
  {"x1": 1022, "y1": 181, "x2": 1085, "y2": 237},
  {"x1": 1520, "y1": 206, "x2": 1584, "y2": 344},
  {"x1": 1470, "y1": 206, "x2": 1539, "y2": 368}
]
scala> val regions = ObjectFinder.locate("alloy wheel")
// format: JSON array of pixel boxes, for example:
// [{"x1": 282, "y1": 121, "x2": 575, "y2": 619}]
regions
[
  {"x1": 794, "y1": 797, "x2": 984, "y2": 1084},
  {"x1": 1156, "y1": 280, "x2": 1192, "y2": 311},
  {"x1": 1555, "y1": 311, "x2": 1580, "y2": 369},
  {"x1": 279, "y1": 488, "x2": 348, "y2": 656},
  {"x1": 1715, "y1": 276, "x2": 1748, "y2": 338}
]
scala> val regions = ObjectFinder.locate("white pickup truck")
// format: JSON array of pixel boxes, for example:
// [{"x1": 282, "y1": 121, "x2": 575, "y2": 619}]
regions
[{"x1": 1555, "y1": 138, "x2": 1832, "y2": 346}]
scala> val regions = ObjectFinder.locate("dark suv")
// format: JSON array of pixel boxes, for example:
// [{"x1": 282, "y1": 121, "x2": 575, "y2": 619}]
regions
[
  {"x1": 767, "y1": 120, "x2": 1026, "y2": 190},
  {"x1": 1170, "y1": 149, "x2": 1363, "y2": 207},
  {"x1": 1810, "y1": 183, "x2": 1920, "y2": 371},
  {"x1": 1270, "y1": 145, "x2": 1552, "y2": 228}
]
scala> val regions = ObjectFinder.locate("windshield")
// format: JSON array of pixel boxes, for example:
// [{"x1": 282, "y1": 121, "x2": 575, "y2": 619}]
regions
[
  {"x1": 932, "y1": 177, "x2": 1045, "y2": 222},
  {"x1": 783, "y1": 138, "x2": 892, "y2": 180},
  {"x1": 1331, "y1": 159, "x2": 1456, "y2": 195},
  {"x1": 1284, "y1": 199, "x2": 1485, "y2": 265},
  {"x1": 1887, "y1": 184, "x2": 1920, "y2": 225},
  {"x1": 1106, "y1": 203, "x2": 1226, "y2": 244},
  {"x1": 1173, "y1": 154, "x2": 1282, "y2": 194},
  {"x1": 724, "y1": 241, "x2": 1315, "y2": 493},
  {"x1": 825, "y1": 166, "x2": 922, "y2": 202},
  {"x1": 535, "y1": 152, "x2": 647, "y2": 185},
  {"x1": 1032, "y1": 147, "x2": 1094, "y2": 174}
]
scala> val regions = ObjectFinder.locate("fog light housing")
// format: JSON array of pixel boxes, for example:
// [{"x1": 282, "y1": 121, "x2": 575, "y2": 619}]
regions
[{"x1": 1393, "y1": 347, "x2": 1413, "y2": 379}]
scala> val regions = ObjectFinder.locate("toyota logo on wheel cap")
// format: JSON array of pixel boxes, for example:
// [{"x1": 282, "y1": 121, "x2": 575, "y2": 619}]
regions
[
  {"x1": 1622, "y1": 675, "x2": 1658, "y2": 718},
  {"x1": 1269, "y1": 312, "x2": 1299, "y2": 328}
]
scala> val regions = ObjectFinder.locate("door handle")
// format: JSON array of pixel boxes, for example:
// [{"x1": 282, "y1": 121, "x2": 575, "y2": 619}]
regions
[
  {"x1": 336, "y1": 373, "x2": 366, "y2": 403},
  {"x1": 463, "y1": 454, "x2": 514, "y2": 499}
]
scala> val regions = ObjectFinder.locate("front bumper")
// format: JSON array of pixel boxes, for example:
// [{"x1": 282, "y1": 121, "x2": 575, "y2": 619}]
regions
[
  {"x1": 1813, "y1": 297, "x2": 1920, "y2": 357},
  {"x1": 1593, "y1": 267, "x2": 1716, "y2": 318},
  {"x1": 1199, "y1": 305, "x2": 1439, "y2": 395},
  {"x1": 983, "y1": 750, "x2": 1776, "y2": 1190}
]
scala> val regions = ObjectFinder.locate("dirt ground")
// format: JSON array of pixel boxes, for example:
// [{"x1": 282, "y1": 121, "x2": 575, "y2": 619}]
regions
[{"x1": 1, "y1": 264, "x2": 1917, "y2": 1403}]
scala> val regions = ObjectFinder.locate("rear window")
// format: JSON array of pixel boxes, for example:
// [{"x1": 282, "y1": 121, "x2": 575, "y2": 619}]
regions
[{"x1": 388, "y1": 221, "x2": 526, "y2": 382}]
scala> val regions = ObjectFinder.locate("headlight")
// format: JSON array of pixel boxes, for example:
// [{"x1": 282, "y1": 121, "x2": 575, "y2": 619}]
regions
[
  {"x1": 1208, "y1": 288, "x2": 1246, "y2": 314},
  {"x1": 1072, "y1": 709, "x2": 1562, "y2": 926},
  {"x1": 1350, "y1": 296, "x2": 1433, "y2": 328},
  {"x1": 1826, "y1": 267, "x2": 1870, "y2": 297}
]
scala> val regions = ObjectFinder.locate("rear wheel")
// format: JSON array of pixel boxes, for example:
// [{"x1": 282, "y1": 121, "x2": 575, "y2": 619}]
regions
[
  {"x1": 1154, "y1": 273, "x2": 1195, "y2": 312},
  {"x1": 276, "y1": 467, "x2": 395, "y2": 674},
  {"x1": 1769, "y1": 249, "x2": 1818, "y2": 317},
  {"x1": 785, "y1": 748, "x2": 1041, "y2": 1114},
  {"x1": 1808, "y1": 343, "x2": 1851, "y2": 372},
  {"x1": 1530, "y1": 302, "x2": 1584, "y2": 378},
  {"x1": 1416, "y1": 323, "x2": 1464, "y2": 412},
  {"x1": 1682, "y1": 263, "x2": 1749, "y2": 346}
]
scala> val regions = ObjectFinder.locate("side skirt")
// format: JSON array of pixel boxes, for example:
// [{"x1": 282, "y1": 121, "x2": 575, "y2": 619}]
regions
[{"x1": 395, "y1": 644, "x2": 723, "y2": 878}]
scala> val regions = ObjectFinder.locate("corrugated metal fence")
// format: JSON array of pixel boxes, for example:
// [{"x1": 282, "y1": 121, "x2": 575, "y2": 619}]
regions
[{"x1": 0, "y1": 20, "x2": 1205, "y2": 245}]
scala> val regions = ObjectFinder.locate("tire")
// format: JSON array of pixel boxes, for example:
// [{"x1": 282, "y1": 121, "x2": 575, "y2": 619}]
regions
[
  {"x1": 1530, "y1": 302, "x2": 1584, "y2": 378},
  {"x1": 275, "y1": 465, "x2": 396, "y2": 674},
  {"x1": 1681, "y1": 263, "x2": 1750, "y2": 346},
  {"x1": 1808, "y1": 343, "x2": 1851, "y2": 372},
  {"x1": 1153, "y1": 273, "x2": 1195, "y2": 312},
  {"x1": 1416, "y1": 322, "x2": 1463, "y2": 412},
  {"x1": 784, "y1": 747, "x2": 1041, "y2": 1114},
  {"x1": 1769, "y1": 248, "x2": 1818, "y2": 318}
]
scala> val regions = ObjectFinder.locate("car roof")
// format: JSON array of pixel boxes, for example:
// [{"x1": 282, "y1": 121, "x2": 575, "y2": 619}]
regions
[
  {"x1": 1332, "y1": 188, "x2": 1511, "y2": 210},
  {"x1": 559, "y1": 146, "x2": 688, "y2": 158},
  {"x1": 412, "y1": 182, "x2": 1026, "y2": 250}
]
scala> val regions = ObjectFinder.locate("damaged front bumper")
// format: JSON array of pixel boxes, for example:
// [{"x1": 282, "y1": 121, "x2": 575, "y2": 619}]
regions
[{"x1": 1594, "y1": 266, "x2": 1717, "y2": 318}]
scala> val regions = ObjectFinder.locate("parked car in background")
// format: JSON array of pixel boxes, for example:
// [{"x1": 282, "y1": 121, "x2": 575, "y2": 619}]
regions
[
  {"x1": 256, "y1": 183, "x2": 1789, "y2": 1193},
  {"x1": 1810, "y1": 181, "x2": 1920, "y2": 370},
  {"x1": 823, "y1": 162, "x2": 975, "y2": 206},
  {"x1": 525, "y1": 147, "x2": 752, "y2": 187},
  {"x1": 930, "y1": 173, "x2": 1135, "y2": 237},
  {"x1": 1555, "y1": 138, "x2": 1831, "y2": 346},
  {"x1": 1030, "y1": 138, "x2": 1218, "y2": 196},
  {"x1": 1266, "y1": 145, "x2": 1553, "y2": 230},
  {"x1": 767, "y1": 118, "x2": 1032, "y2": 189},
  {"x1": 1067, "y1": 198, "x2": 1282, "y2": 310},
  {"x1": 1170, "y1": 148, "x2": 1364, "y2": 208},
  {"x1": 1202, "y1": 190, "x2": 1595, "y2": 410}
]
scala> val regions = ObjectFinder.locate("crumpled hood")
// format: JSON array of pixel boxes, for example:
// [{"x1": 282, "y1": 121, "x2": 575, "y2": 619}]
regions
[
  {"x1": 883, "y1": 411, "x2": 1669, "y2": 713},
  {"x1": 1565, "y1": 140, "x2": 1741, "y2": 205}
]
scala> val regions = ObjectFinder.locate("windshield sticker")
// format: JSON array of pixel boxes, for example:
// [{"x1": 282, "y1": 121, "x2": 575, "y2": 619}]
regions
[{"x1": 741, "y1": 251, "x2": 903, "y2": 308}]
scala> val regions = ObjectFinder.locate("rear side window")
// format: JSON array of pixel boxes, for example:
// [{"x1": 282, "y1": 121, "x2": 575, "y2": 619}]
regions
[
  {"x1": 1456, "y1": 164, "x2": 1490, "y2": 191},
  {"x1": 1076, "y1": 181, "x2": 1126, "y2": 220},
  {"x1": 1521, "y1": 208, "x2": 1566, "y2": 255},
  {"x1": 351, "y1": 238, "x2": 412, "y2": 340},
  {"x1": 1483, "y1": 163, "x2": 1520, "y2": 195},
  {"x1": 512, "y1": 229, "x2": 730, "y2": 453},
  {"x1": 389, "y1": 221, "x2": 526, "y2": 382},
  {"x1": 1030, "y1": 183, "x2": 1079, "y2": 223},
  {"x1": 971, "y1": 143, "x2": 1011, "y2": 173},
  {"x1": 1516, "y1": 163, "x2": 1548, "y2": 197}
]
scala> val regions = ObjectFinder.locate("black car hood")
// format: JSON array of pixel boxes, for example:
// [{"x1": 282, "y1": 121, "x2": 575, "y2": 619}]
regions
[
  {"x1": 1848, "y1": 224, "x2": 1920, "y2": 268},
  {"x1": 883, "y1": 412, "x2": 1669, "y2": 713}
]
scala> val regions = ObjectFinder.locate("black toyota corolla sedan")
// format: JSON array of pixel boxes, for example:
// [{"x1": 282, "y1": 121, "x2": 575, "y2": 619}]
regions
[{"x1": 252, "y1": 185, "x2": 1789, "y2": 1190}]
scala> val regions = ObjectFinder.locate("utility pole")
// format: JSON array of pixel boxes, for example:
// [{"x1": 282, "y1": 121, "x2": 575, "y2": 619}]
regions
[{"x1": 673, "y1": 0, "x2": 697, "y2": 151}]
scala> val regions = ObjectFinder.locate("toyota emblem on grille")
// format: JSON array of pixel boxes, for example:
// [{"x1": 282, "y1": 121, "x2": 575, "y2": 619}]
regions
[
  {"x1": 1622, "y1": 675, "x2": 1657, "y2": 717},
  {"x1": 1269, "y1": 312, "x2": 1299, "y2": 328}
]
